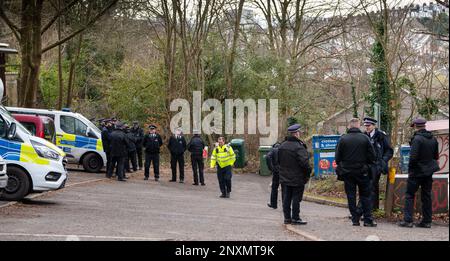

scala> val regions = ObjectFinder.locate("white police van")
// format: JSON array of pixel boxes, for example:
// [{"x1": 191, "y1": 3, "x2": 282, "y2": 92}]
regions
[
  {"x1": 6, "y1": 106, "x2": 106, "y2": 173},
  {"x1": 0, "y1": 79, "x2": 67, "y2": 200}
]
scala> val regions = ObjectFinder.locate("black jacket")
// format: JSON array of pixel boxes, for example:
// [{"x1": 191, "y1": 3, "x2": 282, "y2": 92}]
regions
[
  {"x1": 168, "y1": 135, "x2": 187, "y2": 155},
  {"x1": 366, "y1": 129, "x2": 393, "y2": 175},
  {"x1": 266, "y1": 142, "x2": 280, "y2": 173},
  {"x1": 109, "y1": 129, "x2": 130, "y2": 158},
  {"x1": 126, "y1": 131, "x2": 137, "y2": 152},
  {"x1": 278, "y1": 136, "x2": 312, "y2": 186},
  {"x1": 131, "y1": 127, "x2": 144, "y2": 149},
  {"x1": 101, "y1": 127, "x2": 111, "y2": 153},
  {"x1": 143, "y1": 133, "x2": 163, "y2": 154},
  {"x1": 187, "y1": 135, "x2": 205, "y2": 158},
  {"x1": 335, "y1": 128, "x2": 376, "y2": 176},
  {"x1": 408, "y1": 129, "x2": 439, "y2": 177}
]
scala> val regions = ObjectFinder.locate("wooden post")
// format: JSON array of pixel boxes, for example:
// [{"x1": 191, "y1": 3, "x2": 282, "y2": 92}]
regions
[{"x1": 385, "y1": 157, "x2": 399, "y2": 217}]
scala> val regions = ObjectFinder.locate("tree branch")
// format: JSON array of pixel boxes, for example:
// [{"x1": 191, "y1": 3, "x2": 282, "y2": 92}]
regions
[
  {"x1": 41, "y1": 0, "x2": 81, "y2": 35},
  {"x1": 0, "y1": 5, "x2": 20, "y2": 40},
  {"x1": 41, "y1": 0, "x2": 118, "y2": 53}
]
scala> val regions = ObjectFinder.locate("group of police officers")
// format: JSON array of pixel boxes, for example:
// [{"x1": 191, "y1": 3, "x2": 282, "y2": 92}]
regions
[
  {"x1": 100, "y1": 115, "x2": 440, "y2": 227},
  {"x1": 99, "y1": 118, "x2": 237, "y2": 198},
  {"x1": 266, "y1": 116, "x2": 439, "y2": 228}
]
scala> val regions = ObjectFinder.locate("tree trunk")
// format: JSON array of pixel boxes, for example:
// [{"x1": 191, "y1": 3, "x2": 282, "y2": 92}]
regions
[
  {"x1": 225, "y1": 0, "x2": 245, "y2": 97},
  {"x1": 19, "y1": 0, "x2": 43, "y2": 108},
  {"x1": 57, "y1": 0, "x2": 64, "y2": 109},
  {"x1": 66, "y1": 33, "x2": 83, "y2": 108}
]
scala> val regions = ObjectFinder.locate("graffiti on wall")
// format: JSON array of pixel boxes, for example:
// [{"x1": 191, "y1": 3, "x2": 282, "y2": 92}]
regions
[
  {"x1": 393, "y1": 177, "x2": 448, "y2": 214},
  {"x1": 437, "y1": 135, "x2": 449, "y2": 174}
]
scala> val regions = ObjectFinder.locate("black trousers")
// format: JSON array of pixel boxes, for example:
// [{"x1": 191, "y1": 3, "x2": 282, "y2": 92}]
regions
[
  {"x1": 344, "y1": 172, "x2": 373, "y2": 223},
  {"x1": 191, "y1": 156, "x2": 204, "y2": 184},
  {"x1": 125, "y1": 151, "x2": 138, "y2": 171},
  {"x1": 136, "y1": 147, "x2": 143, "y2": 169},
  {"x1": 281, "y1": 184, "x2": 304, "y2": 221},
  {"x1": 217, "y1": 165, "x2": 232, "y2": 194},
  {"x1": 145, "y1": 153, "x2": 160, "y2": 178},
  {"x1": 107, "y1": 156, "x2": 124, "y2": 180},
  {"x1": 404, "y1": 176, "x2": 433, "y2": 223},
  {"x1": 270, "y1": 172, "x2": 280, "y2": 207},
  {"x1": 105, "y1": 151, "x2": 111, "y2": 173},
  {"x1": 356, "y1": 171, "x2": 382, "y2": 214},
  {"x1": 171, "y1": 154, "x2": 185, "y2": 181}
]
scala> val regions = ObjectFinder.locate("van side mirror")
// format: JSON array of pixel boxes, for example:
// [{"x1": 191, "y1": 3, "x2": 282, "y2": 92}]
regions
[
  {"x1": 7, "y1": 122, "x2": 17, "y2": 140},
  {"x1": 87, "y1": 128, "x2": 97, "y2": 138}
]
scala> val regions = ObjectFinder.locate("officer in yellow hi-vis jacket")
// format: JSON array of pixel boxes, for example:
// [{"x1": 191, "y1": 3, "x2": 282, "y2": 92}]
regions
[{"x1": 210, "y1": 136, "x2": 236, "y2": 198}]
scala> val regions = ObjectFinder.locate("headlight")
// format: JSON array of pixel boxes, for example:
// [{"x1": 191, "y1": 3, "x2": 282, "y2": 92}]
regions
[{"x1": 31, "y1": 140, "x2": 60, "y2": 161}]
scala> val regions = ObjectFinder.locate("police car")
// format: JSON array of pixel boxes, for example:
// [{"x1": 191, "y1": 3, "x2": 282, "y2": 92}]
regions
[
  {"x1": 1, "y1": 79, "x2": 67, "y2": 200},
  {"x1": 6, "y1": 107, "x2": 106, "y2": 173},
  {"x1": 0, "y1": 155, "x2": 7, "y2": 193}
]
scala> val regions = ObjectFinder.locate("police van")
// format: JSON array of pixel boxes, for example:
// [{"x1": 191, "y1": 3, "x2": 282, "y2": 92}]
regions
[
  {"x1": 0, "y1": 156, "x2": 7, "y2": 193},
  {"x1": 0, "y1": 79, "x2": 67, "y2": 200},
  {"x1": 6, "y1": 106, "x2": 106, "y2": 173}
]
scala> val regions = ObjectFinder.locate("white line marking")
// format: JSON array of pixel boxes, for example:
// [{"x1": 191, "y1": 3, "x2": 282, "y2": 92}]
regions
[
  {"x1": 365, "y1": 235, "x2": 380, "y2": 241},
  {"x1": 65, "y1": 235, "x2": 80, "y2": 241},
  {"x1": 0, "y1": 177, "x2": 109, "y2": 209},
  {"x1": 0, "y1": 232, "x2": 173, "y2": 241}
]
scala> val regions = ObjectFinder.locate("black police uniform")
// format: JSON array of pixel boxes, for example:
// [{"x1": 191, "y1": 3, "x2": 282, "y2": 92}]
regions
[
  {"x1": 366, "y1": 128, "x2": 393, "y2": 209},
  {"x1": 266, "y1": 142, "x2": 280, "y2": 209},
  {"x1": 362, "y1": 118, "x2": 394, "y2": 210},
  {"x1": 107, "y1": 128, "x2": 130, "y2": 181},
  {"x1": 143, "y1": 130, "x2": 163, "y2": 180},
  {"x1": 187, "y1": 135, "x2": 205, "y2": 185},
  {"x1": 168, "y1": 134, "x2": 187, "y2": 182},
  {"x1": 125, "y1": 130, "x2": 138, "y2": 172},
  {"x1": 131, "y1": 126, "x2": 145, "y2": 169},
  {"x1": 403, "y1": 128, "x2": 439, "y2": 225},
  {"x1": 336, "y1": 127, "x2": 376, "y2": 225},
  {"x1": 101, "y1": 126, "x2": 112, "y2": 176},
  {"x1": 278, "y1": 127, "x2": 311, "y2": 224}
]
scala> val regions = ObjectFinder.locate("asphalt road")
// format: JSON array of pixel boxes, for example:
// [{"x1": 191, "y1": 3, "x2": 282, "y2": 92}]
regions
[
  {"x1": 0, "y1": 166, "x2": 448, "y2": 241},
  {"x1": 0, "y1": 167, "x2": 302, "y2": 241}
]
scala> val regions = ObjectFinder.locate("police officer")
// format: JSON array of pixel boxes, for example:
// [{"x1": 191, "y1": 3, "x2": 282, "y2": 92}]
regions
[
  {"x1": 363, "y1": 117, "x2": 393, "y2": 210},
  {"x1": 278, "y1": 124, "x2": 311, "y2": 225},
  {"x1": 210, "y1": 136, "x2": 236, "y2": 198},
  {"x1": 399, "y1": 117, "x2": 439, "y2": 228},
  {"x1": 131, "y1": 121, "x2": 144, "y2": 170},
  {"x1": 168, "y1": 128, "x2": 187, "y2": 183},
  {"x1": 335, "y1": 118, "x2": 377, "y2": 226},
  {"x1": 266, "y1": 141, "x2": 281, "y2": 209},
  {"x1": 107, "y1": 122, "x2": 130, "y2": 181},
  {"x1": 124, "y1": 124, "x2": 138, "y2": 173},
  {"x1": 101, "y1": 119, "x2": 112, "y2": 178},
  {"x1": 187, "y1": 129, "x2": 206, "y2": 186},
  {"x1": 143, "y1": 125, "x2": 163, "y2": 181}
]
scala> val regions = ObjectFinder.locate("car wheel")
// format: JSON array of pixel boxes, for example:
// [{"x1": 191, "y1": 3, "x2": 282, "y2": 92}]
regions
[
  {"x1": 1, "y1": 166, "x2": 30, "y2": 201},
  {"x1": 83, "y1": 153, "x2": 103, "y2": 173}
]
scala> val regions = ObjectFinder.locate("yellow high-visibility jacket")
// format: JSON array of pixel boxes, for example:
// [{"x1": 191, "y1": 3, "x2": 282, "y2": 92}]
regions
[{"x1": 210, "y1": 144, "x2": 236, "y2": 168}]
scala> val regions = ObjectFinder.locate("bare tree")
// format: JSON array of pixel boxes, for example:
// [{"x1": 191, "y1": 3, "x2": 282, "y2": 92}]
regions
[{"x1": 0, "y1": 0, "x2": 118, "y2": 107}]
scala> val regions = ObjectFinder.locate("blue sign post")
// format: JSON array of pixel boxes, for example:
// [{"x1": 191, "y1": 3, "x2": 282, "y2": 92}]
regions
[
  {"x1": 312, "y1": 135, "x2": 341, "y2": 178},
  {"x1": 399, "y1": 145, "x2": 411, "y2": 173}
]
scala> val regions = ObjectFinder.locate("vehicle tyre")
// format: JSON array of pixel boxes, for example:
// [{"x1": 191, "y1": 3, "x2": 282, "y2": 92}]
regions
[
  {"x1": 1, "y1": 166, "x2": 30, "y2": 201},
  {"x1": 83, "y1": 153, "x2": 103, "y2": 173}
]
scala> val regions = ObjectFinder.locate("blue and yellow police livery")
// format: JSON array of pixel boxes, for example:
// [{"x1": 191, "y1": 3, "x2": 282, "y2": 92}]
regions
[{"x1": 6, "y1": 106, "x2": 106, "y2": 173}]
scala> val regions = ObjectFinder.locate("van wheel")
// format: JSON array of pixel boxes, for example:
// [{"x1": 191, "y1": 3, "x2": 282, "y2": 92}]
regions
[
  {"x1": 1, "y1": 166, "x2": 30, "y2": 201},
  {"x1": 83, "y1": 153, "x2": 103, "y2": 173}
]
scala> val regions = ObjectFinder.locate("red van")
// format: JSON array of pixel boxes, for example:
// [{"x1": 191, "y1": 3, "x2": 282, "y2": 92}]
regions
[{"x1": 12, "y1": 114, "x2": 56, "y2": 144}]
